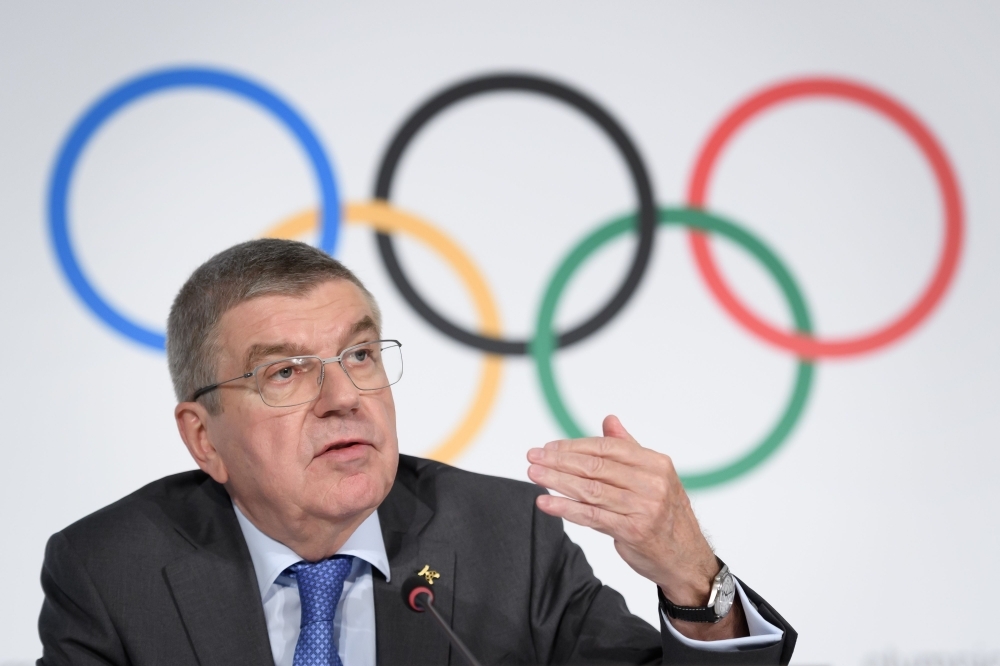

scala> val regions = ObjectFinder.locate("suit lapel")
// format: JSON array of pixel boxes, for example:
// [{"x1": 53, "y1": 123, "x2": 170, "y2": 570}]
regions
[
  {"x1": 162, "y1": 477, "x2": 273, "y2": 666},
  {"x1": 374, "y1": 466, "x2": 457, "y2": 666}
]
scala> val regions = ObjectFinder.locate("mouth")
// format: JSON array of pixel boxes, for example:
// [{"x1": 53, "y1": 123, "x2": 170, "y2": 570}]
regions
[{"x1": 315, "y1": 439, "x2": 374, "y2": 459}]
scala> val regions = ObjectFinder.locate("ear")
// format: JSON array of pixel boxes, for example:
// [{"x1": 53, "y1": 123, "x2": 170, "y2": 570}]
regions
[{"x1": 175, "y1": 401, "x2": 229, "y2": 485}]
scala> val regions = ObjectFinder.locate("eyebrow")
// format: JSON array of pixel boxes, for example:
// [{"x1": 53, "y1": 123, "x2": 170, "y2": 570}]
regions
[
  {"x1": 349, "y1": 315, "x2": 380, "y2": 339},
  {"x1": 243, "y1": 342, "x2": 312, "y2": 372},
  {"x1": 242, "y1": 315, "x2": 382, "y2": 371}
]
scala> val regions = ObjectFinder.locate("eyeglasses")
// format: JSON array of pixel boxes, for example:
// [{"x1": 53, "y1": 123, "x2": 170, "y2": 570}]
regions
[{"x1": 191, "y1": 339, "x2": 403, "y2": 407}]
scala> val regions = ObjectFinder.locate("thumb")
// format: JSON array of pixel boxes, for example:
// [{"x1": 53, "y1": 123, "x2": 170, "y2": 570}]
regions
[{"x1": 602, "y1": 414, "x2": 638, "y2": 444}]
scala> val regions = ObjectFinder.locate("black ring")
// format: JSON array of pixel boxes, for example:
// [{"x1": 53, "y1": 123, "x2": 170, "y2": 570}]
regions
[{"x1": 373, "y1": 73, "x2": 657, "y2": 355}]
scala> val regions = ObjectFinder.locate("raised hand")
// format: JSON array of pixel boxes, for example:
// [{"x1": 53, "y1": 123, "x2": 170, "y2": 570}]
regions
[{"x1": 526, "y1": 415, "x2": 748, "y2": 640}]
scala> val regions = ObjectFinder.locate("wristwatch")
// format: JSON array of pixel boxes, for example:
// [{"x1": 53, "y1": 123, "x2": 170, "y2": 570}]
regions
[{"x1": 660, "y1": 557, "x2": 736, "y2": 623}]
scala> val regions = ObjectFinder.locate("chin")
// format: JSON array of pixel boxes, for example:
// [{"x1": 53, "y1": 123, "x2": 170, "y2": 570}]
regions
[{"x1": 321, "y1": 468, "x2": 391, "y2": 519}]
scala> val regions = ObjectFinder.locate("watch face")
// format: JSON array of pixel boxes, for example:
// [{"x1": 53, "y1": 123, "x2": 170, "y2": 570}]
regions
[{"x1": 714, "y1": 573, "x2": 736, "y2": 618}]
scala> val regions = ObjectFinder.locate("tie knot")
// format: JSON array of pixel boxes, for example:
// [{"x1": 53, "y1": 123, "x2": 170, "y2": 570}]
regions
[{"x1": 288, "y1": 555, "x2": 354, "y2": 626}]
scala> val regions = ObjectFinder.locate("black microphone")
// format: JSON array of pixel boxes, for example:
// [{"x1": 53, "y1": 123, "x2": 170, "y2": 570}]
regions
[{"x1": 401, "y1": 575, "x2": 484, "y2": 666}]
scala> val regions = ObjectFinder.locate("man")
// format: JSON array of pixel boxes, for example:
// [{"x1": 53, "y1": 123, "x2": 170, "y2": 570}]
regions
[{"x1": 38, "y1": 239, "x2": 795, "y2": 665}]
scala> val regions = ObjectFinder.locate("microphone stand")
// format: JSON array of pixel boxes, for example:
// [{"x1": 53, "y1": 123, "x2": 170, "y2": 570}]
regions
[
  {"x1": 402, "y1": 575, "x2": 484, "y2": 666},
  {"x1": 413, "y1": 590, "x2": 484, "y2": 666}
]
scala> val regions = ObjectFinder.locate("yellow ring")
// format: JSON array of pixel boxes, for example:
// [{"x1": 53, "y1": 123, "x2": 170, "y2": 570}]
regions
[{"x1": 263, "y1": 201, "x2": 503, "y2": 464}]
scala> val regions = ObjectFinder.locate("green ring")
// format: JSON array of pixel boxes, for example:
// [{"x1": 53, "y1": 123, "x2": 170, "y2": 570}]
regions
[{"x1": 531, "y1": 207, "x2": 815, "y2": 489}]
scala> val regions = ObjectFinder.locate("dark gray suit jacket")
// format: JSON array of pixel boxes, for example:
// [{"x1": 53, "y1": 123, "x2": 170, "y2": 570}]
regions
[{"x1": 38, "y1": 455, "x2": 796, "y2": 665}]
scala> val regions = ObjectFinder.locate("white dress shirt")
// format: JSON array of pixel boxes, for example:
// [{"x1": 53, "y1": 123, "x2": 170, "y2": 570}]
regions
[
  {"x1": 660, "y1": 584, "x2": 783, "y2": 650},
  {"x1": 234, "y1": 505, "x2": 390, "y2": 666},
  {"x1": 234, "y1": 505, "x2": 782, "y2": 665}
]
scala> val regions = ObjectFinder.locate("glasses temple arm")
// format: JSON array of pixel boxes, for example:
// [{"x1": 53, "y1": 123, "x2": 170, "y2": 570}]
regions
[{"x1": 190, "y1": 371, "x2": 254, "y2": 402}]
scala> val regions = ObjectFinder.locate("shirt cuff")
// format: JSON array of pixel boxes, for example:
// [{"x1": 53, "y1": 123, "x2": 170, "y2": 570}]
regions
[{"x1": 660, "y1": 580, "x2": 783, "y2": 651}]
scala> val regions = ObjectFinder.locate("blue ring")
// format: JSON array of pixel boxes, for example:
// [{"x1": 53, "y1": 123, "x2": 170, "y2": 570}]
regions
[{"x1": 47, "y1": 66, "x2": 340, "y2": 350}]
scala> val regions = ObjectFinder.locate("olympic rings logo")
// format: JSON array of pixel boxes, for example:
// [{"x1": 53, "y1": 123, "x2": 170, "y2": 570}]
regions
[{"x1": 48, "y1": 66, "x2": 964, "y2": 488}]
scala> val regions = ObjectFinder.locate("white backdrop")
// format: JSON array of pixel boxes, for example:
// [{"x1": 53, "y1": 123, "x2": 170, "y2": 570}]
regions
[{"x1": 2, "y1": 2, "x2": 999, "y2": 664}]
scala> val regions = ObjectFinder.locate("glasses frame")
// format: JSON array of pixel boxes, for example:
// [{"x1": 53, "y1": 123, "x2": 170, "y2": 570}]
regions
[{"x1": 190, "y1": 339, "x2": 403, "y2": 407}]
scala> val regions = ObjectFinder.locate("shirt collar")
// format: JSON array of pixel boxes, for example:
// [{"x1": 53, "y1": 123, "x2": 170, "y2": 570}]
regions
[{"x1": 233, "y1": 502, "x2": 391, "y2": 599}]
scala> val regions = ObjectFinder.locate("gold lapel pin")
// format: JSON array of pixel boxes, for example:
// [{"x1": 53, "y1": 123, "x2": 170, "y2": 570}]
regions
[{"x1": 417, "y1": 564, "x2": 441, "y2": 585}]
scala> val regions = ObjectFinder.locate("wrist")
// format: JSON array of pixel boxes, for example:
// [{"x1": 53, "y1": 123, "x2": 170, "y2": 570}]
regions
[
  {"x1": 659, "y1": 556, "x2": 737, "y2": 626},
  {"x1": 657, "y1": 553, "x2": 719, "y2": 607},
  {"x1": 658, "y1": 577, "x2": 712, "y2": 608}
]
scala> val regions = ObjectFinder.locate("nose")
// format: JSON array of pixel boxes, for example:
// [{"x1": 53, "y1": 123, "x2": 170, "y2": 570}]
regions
[{"x1": 311, "y1": 361, "x2": 361, "y2": 417}]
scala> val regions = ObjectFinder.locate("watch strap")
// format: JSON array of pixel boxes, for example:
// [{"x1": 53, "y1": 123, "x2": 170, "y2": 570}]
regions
[
  {"x1": 659, "y1": 586, "x2": 722, "y2": 623},
  {"x1": 659, "y1": 557, "x2": 730, "y2": 624}
]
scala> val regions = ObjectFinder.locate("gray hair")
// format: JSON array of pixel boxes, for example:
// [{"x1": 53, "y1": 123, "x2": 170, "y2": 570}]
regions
[{"x1": 166, "y1": 238, "x2": 381, "y2": 412}]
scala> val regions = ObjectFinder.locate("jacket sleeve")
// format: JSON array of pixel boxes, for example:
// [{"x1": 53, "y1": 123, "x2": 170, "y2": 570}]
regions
[
  {"x1": 37, "y1": 531, "x2": 128, "y2": 666},
  {"x1": 527, "y1": 500, "x2": 797, "y2": 665}
]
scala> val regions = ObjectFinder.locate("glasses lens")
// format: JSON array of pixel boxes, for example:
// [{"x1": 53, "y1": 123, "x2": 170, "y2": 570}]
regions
[
  {"x1": 342, "y1": 341, "x2": 403, "y2": 390},
  {"x1": 256, "y1": 356, "x2": 323, "y2": 407}
]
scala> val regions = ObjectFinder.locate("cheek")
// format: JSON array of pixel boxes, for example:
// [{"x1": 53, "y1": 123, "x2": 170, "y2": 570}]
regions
[
  {"x1": 217, "y1": 408, "x2": 309, "y2": 484},
  {"x1": 377, "y1": 396, "x2": 399, "y2": 480},
  {"x1": 375, "y1": 395, "x2": 398, "y2": 449},
  {"x1": 359, "y1": 393, "x2": 398, "y2": 478}
]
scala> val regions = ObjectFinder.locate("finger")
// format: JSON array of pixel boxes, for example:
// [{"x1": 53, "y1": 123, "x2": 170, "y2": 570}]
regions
[
  {"x1": 527, "y1": 447, "x2": 636, "y2": 490},
  {"x1": 529, "y1": 447, "x2": 675, "y2": 498},
  {"x1": 543, "y1": 436, "x2": 649, "y2": 466},
  {"x1": 527, "y1": 463, "x2": 635, "y2": 513},
  {"x1": 602, "y1": 414, "x2": 638, "y2": 444},
  {"x1": 535, "y1": 494, "x2": 625, "y2": 538}
]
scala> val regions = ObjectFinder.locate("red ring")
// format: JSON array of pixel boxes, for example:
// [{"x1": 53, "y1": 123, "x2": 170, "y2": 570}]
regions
[
  {"x1": 409, "y1": 586, "x2": 432, "y2": 611},
  {"x1": 686, "y1": 77, "x2": 964, "y2": 359}
]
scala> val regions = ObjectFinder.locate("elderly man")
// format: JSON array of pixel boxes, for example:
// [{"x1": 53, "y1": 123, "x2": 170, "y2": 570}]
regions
[{"x1": 38, "y1": 239, "x2": 795, "y2": 665}]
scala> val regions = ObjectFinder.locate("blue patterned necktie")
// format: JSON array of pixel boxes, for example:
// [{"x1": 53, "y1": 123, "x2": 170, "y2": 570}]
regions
[{"x1": 287, "y1": 555, "x2": 354, "y2": 666}]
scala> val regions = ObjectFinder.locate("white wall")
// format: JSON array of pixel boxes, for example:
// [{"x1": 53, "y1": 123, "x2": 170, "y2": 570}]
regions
[{"x1": 2, "y1": 2, "x2": 999, "y2": 663}]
